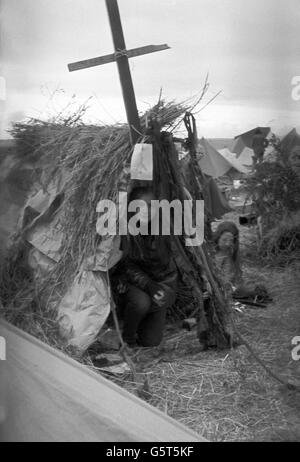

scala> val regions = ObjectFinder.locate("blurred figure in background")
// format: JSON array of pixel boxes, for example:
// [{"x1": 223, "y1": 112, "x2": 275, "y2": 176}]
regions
[{"x1": 252, "y1": 128, "x2": 269, "y2": 167}]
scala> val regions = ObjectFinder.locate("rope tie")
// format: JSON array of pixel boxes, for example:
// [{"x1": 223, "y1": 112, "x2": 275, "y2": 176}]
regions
[{"x1": 114, "y1": 48, "x2": 128, "y2": 59}]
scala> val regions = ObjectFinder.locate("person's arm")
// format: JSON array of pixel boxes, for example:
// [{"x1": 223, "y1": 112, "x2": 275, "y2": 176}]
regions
[{"x1": 120, "y1": 258, "x2": 162, "y2": 297}]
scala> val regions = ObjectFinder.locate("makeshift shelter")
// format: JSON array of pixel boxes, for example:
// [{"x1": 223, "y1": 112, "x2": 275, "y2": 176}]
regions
[{"x1": 0, "y1": 105, "x2": 233, "y2": 357}]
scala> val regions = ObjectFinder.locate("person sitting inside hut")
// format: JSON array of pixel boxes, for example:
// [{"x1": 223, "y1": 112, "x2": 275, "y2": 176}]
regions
[
  {"x1": 252, "y1": 128, "x2": 269, "y2": 167},
  {"x1": 113, "y1": 186, "x2": 177, "y2": 348}
]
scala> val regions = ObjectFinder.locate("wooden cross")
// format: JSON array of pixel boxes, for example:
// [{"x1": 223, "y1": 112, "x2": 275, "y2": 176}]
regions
[{"x1": 68, "y1": 0, "x2": 170, "y2": 145}]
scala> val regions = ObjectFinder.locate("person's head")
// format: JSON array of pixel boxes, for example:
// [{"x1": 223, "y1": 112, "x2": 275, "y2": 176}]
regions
[
  {"x1": 288, "y1": 146, "x2": 300, "y2": 177},
  {"x1": 217, "y1": 231, "x2": 235, "y2": 253},
  {"x1": 129, "y1": 186, "x2": 155, "y2": 204},
  {"x1": 214, "y1": 221, "x2": 239, "y2": 259},
  {"x1": 128, "y1": 186, "x2": 156, "y2": 225}
]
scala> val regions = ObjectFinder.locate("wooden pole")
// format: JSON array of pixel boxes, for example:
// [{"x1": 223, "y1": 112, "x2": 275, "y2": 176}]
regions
[{"x1": 105, "y1": 0, "x2": 141, "y2": 145}]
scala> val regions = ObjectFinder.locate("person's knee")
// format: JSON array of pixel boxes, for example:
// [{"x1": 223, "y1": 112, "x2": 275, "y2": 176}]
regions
[{"x1": 127, "y1": 288, "x2": 151, "y2": 315}]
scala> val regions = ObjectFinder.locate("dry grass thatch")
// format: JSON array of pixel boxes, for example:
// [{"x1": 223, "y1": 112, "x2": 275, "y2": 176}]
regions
[
  {"x1": 0, "y1": 99, "x2": 194, "y2": 336},
  {"x1": 7, "y1": 99, "x2": 190, "y2": 282}
]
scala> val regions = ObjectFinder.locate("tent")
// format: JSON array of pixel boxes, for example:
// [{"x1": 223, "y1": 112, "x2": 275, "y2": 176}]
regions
[
  {"x1": 280, "y1": 128, "x2": 300, "y2": 162},
  {"x1": 234, "y1": 127, "x2": 271, "y2": 149},
  {"x1": 0, "y1": 320, "x2": 202, "y2": 442},
  {"x1": 236, "y1": 146, "x2": 254, "y2": 167},
  {"x1": 218, "y1": 148, "x2": 249, "y2": 174},
  {"x1": 198, "y1": 137, "x2": 234, "y2": 178},
  {"x1": 231, "y1": 136, "x2": 246, "y2": 156},
  {"x1": 180, "y1": 146, "x2": 232, "y2": 220},
  {"x1": 232, "y1": 127, "x2": 272, "y2": 162},
  {"x1": 196, "y1": 139, "x2": 249, "y2": 187}
]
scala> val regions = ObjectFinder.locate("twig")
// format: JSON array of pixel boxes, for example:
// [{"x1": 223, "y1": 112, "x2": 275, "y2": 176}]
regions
[{"x1": 104, "y1": 267, "x2": 138, "y2": 383}]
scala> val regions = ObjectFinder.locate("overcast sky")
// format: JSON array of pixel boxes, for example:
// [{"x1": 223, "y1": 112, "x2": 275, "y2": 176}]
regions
[{"x1": 1, "y1": 0, "x2": 300, "y2": 139}]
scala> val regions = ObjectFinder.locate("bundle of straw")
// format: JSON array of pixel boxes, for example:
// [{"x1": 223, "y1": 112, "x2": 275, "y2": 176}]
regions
[{"x1": 2, "y1": 100, "x2": 190, "y2": 304}]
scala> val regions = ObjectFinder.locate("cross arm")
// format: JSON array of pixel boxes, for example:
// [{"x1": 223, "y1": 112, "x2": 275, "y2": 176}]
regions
[{"x1": 68, "y1": 44, "x2": 170, "y2": 72}]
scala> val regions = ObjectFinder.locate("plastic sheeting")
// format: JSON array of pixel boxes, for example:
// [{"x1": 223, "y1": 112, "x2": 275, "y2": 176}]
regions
[
  {"x1": 57, "y1": 235, "x2": 122, "y2": 352},
  {"x1": 20, "y1": 172, "x2": 124, "y2": 353},
  {"x1": 26, "y1": 236, "x2": 122, "y2": 352},
  {"x1": 26, "y1": 212, "x2": 63, "y2": 263},
  {"x1": 57, "y1": 270, "x2": 111, "y2": 352},
  {"x1": 28, "y1": 247, "x2": 56, "y2": 282}
]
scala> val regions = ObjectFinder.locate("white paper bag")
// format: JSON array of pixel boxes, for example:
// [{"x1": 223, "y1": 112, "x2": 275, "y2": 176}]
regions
[{"x1": 130, "y1": 143, "x2": 153, "y2": 180}]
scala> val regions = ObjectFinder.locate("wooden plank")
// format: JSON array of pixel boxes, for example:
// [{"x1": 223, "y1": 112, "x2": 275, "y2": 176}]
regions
[
  {"x1": 105, "y1": 0, "x2": 141, "y2": 145},
  {"x1": 68, "y1": 52, "x2": 119, "y2": 72},
  {"x1": 68, "y1": 44, "x2": 170, "y2": 72},
  {"x1": 0, "y1": 320, "x2": 204, "y2": 442}
]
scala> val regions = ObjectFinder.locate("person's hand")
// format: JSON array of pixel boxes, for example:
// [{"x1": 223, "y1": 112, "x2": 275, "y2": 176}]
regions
[
  {"x1": 147, "y1": 281, "x2": 166, "y2": 306},
  {"x1": 153, "y1": 289, "x2": 166, "y2": 307}
]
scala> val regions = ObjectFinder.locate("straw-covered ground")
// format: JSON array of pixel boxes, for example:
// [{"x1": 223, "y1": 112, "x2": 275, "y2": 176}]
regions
[{"x1": 86, "y1": 211, "x2": 300, "y2": 442}]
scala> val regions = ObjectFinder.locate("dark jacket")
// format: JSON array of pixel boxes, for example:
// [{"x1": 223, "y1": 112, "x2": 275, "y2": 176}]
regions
[{"x1": 114, "y1": 235, "x2": 177, "y2": 295}]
